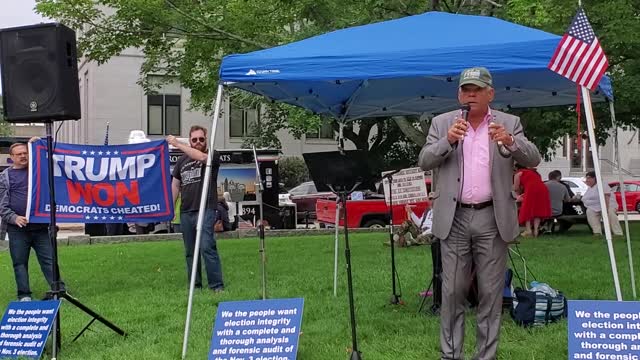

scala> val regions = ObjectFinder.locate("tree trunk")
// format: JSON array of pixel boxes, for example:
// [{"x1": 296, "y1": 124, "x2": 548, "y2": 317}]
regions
[{"x1": 393, "y1": 116, "x2": 427, "y2": 147}]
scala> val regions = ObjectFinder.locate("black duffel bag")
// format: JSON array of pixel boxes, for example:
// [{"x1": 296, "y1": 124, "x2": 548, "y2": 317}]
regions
[{"x1": 511, "y1": 286, "x2": 567, "y2": 327}]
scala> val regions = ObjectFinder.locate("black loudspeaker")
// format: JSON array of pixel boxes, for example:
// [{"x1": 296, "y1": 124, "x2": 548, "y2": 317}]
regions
[{"x1": 0, "y1": 23, "x2": 80, "y2": 122}]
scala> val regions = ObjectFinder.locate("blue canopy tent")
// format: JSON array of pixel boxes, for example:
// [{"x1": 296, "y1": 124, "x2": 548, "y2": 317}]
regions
[
  {"x1": 182, "y1": 12, "x2": 634, "y2": 359},
  {"x1": 219, "y1": 11, "x2": 612, "y2": 120}
]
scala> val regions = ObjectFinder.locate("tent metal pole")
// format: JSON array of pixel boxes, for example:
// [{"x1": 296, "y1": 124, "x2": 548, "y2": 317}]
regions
[
  {"x1": 253, "y1": 145, "x2": 268, "y2": 300},
  {"x1": 609, "y1": 100, "x2": 636, "y2": 299},
  {"x1": 581, "y1": 86, "x2": 622, "y2": 301},
  {"x1": 182, "y1": 83, "x2": 225, "y2": 359},
  {"x1": 334, "y1": 201, "x2": 340, "y2": 297}
]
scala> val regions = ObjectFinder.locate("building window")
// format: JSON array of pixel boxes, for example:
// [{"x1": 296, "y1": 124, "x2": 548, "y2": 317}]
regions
[
  {"x1": 306, "y1": 121, "x2": 334, "y2": 140},
  {"x1": 229, "y1": 105, "x2": 259, "y2": 138},
  {"x1": 147, "y1": 76, "x2": 181, "y2": 136},
  {"x1": 147, "y1": 94, "x2": 181, "y2": 135}
]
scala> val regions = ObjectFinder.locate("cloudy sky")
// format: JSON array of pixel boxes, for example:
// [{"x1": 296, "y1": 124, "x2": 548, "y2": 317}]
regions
[{"x1": 0, "y1": 0, "x2": 50, "y2": 93}]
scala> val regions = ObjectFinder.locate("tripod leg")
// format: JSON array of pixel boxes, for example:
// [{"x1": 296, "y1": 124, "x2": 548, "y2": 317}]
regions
[
  {"x1": 61, "y1": 293, "x2": 127, "y2": 337},
  {"x1": 72, "y1": 318, "x2": 97, "y2": 342},
  {"x1": 50, "y1": 311, "x2": 61, "y2": 357},
  {"x1": 418, "y1": 278, "x2": 434, "y2": 313},
  {"x1": 342, "y1": 193, "x2": 362, "y2": 360}
]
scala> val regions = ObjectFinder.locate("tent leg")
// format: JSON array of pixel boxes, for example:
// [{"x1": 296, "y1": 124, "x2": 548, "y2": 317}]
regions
[
  {"x1": 609, "y1": 101, "x2": 636, "y2": 299},
  {"x1": 182, "y1": 83, "x2": 225, "y2": 360},
  {"x1": 253, "y1": 146, "x2": 268, "y2": 300},
  {"x1": 582, "y1": 87, "x2": 622, "y2": 301},
  {"x1": 334, "y1": 201, "x2": 340, "y2": 297}
]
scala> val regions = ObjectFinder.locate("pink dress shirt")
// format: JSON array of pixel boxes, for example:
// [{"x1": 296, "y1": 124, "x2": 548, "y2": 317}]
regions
[{"x1": 460, "y1": 109, "x2": 493, "y2": 204}]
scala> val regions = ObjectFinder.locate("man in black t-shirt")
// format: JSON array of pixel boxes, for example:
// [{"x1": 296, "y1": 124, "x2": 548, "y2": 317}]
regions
[{"x1": 168, "y1": 125, "x2": 224, "y2": 292}]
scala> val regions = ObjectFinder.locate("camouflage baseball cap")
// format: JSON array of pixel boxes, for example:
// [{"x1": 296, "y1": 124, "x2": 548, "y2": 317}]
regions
[{"x1": 459, "y1": 67, "x2": 493, "y2": 88}]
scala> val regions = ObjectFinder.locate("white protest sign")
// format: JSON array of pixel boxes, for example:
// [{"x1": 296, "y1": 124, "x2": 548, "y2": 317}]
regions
[{"x1": 381, "y1": 167, "x2": 428, "y2": 206}]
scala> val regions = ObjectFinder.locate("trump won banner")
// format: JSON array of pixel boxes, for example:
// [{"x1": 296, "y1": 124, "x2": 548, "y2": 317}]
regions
[{"x1": 27, "y1": 139, "x2": 174, "y2": 223}]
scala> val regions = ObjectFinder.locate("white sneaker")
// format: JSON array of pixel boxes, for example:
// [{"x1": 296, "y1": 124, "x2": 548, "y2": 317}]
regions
[{"x1": 19, "y1": 296, "x2": 32, "y2": 302}]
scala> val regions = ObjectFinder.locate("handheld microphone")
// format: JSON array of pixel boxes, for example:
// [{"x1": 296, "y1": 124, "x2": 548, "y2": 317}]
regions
[
  {"x1": 460, "y1": 103, "x2": 470, "y2": 121},
  {"x1": 460, "y1": 104, "x2": 470, "y2": 142}
]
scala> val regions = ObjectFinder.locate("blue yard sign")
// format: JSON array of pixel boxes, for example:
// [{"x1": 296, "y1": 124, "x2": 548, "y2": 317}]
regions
[
  {"x1": 209, "y1": 298, "x2": 304, "y2": 360},
  {"x1": 568, "y1": 300, "x2": 640, "y2": 360},
  {"x1": 0, "y1": 300, "x2": 61, "y2": 359}
]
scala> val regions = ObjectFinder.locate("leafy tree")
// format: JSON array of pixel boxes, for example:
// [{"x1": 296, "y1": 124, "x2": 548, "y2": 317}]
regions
[
  {"x1": 503, "y1": 0, "x2": 640, "y2": 135},
  {"x1": 36, "y1": 0, "x2": 639, "y2": 164},
  {"x1": 278, "y1": 156, "x2": 310, "y2": 190}
]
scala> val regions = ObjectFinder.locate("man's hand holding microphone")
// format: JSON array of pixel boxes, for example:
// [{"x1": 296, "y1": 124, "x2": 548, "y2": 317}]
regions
[
  {"x1": 447, "y1": 104, "x2": 471, "y2": 145},
  {"x1": 447, "y1": 119, "x2": 468, "y2": 145}
]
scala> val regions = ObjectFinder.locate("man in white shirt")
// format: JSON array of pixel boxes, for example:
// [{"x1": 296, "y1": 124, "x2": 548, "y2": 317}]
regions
[{"x1": 581, "y1": 171, "x2": 623, "y2": 236}]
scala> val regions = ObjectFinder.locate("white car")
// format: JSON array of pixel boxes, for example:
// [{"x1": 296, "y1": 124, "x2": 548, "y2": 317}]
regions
[{"x1": 561, "y1": 177, "x2": 589, "y2": 196}]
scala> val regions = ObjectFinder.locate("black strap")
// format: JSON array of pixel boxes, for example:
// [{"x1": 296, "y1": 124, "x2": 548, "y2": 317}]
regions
[{"x1": 544, "y1": 295, "x2": 552, "y2": 324}]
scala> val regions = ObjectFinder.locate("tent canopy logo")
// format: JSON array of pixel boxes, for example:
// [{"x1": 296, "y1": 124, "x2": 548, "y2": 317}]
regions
[{"x1": 245, "y1": 69, "x2": 280, "y2": 76}]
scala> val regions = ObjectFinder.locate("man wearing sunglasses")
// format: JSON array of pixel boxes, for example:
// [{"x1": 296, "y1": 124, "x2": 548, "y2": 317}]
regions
[{"x1": 167, "y1": 126, "x2": 224, "y2": 293}]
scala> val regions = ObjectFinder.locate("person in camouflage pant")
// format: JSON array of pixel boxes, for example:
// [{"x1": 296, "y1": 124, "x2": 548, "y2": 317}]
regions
[{"x1": 392, "y1": 204, "x2": 434, "y2": 247}]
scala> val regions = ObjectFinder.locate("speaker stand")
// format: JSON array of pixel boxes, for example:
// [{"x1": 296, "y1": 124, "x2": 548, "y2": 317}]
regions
[{"x1": 43, "y1": 121, "x2": 126, "y2": 359}]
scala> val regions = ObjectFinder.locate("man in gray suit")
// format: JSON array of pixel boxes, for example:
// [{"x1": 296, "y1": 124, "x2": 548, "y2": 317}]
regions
[{"x1": 419, "y1": 67, "x2": 541, "y2": 360}]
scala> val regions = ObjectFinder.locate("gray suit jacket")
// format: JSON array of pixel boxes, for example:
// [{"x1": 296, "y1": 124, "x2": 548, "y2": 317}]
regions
[{"x1": 418, "y1": 109, "x2": 541, "y2": 242}]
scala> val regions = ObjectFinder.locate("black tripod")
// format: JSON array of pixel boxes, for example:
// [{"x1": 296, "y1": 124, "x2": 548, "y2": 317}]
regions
[
  {"x1": 383, "y1": 169, "x2": 402, "y2": 305},
  {"x1": 418, "y1": 241, "x2": 442, "y2": 316},
  {"x1": 303, "y1": 150, "x2": 370, "y2": 360},
  {"x1": 42, "y1": 121, "x2": 126, "y2": 359},
  {"x1": 327, "y1": 184, "x2": 362, "y2": 360}
]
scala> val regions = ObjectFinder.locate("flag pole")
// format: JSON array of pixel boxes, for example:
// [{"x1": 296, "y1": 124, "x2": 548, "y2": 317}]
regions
[
  {"x1": 581, "y1": 86, "x2": 622, "y2": 301},
  {"x1": 609, "y1": 100, "x2": 636, "y2": 299}
]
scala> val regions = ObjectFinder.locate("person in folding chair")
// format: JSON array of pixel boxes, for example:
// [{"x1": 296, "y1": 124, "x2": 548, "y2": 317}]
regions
[
  {"x1": 419, "y1": 67, "x2": 541, "y2": 360},
  {"x1": 393, "y1": 204, "x2": 434, "y2": 247}
]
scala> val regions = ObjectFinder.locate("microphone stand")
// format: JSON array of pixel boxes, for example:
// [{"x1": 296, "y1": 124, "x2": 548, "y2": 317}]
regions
[
  {"x1": 253, "y1": 146, "x2": 267, "y2": 300},
  {"x1": 328, "y1": 182, "x2": 363, "y2": 360},
  {"x1": 383, "y1": 168, "x2": 403, "y2": 305}
]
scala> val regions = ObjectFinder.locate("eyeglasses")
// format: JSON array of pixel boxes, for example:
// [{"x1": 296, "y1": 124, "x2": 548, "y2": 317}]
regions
[{"x1": 190, "y1": 137, "x2": 206, "y2": 143}]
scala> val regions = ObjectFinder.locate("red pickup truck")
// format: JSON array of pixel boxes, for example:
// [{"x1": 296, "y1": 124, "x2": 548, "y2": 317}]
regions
[{"x1": 316, "y1": 179, "x2": 432, "y2": 228}]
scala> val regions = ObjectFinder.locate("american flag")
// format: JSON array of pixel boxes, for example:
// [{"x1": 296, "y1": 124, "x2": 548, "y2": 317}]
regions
[{"x1": 548, "y1": 7, "x2": 608, "y2": 91}]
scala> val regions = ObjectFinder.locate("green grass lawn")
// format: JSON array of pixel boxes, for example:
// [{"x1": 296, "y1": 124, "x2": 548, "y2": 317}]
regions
[{"x1": 1, "y1": 223, "x2": 639, "y2": 360}]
